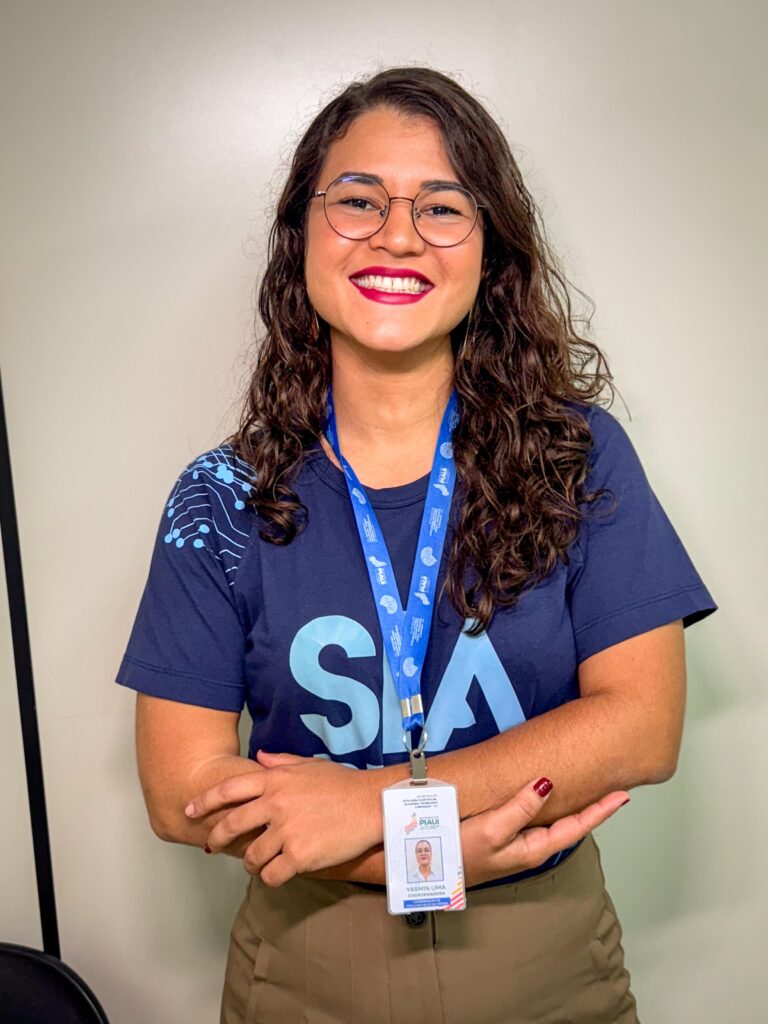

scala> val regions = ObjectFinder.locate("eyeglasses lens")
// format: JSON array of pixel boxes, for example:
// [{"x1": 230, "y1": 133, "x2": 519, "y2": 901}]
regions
[{"x1": 323, "y1": 178, "x2": 478, "y2": 247}]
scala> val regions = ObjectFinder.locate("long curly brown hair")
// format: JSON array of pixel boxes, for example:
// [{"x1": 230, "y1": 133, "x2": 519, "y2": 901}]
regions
[{"x1": 229, "y1": 65, "x2": 618, "y2": 636}]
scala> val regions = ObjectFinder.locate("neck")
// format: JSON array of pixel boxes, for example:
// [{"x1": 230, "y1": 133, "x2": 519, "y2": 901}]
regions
[{"x1": 322, "y1": 331, "x2": 454, "y2": 487}]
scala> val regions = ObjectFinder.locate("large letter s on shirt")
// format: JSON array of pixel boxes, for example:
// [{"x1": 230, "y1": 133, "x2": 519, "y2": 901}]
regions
[{"x1": 290, "y1": 615, "x2": 380, "y2": 756}]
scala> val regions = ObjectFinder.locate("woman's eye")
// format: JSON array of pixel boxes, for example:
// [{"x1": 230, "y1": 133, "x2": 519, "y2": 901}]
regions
[
  {"x1": 423, "y1": 204, "x2": 461, "y2": 217},
  {"x1": 340, "y1": 196, "x2": 379, "y2": 211}
]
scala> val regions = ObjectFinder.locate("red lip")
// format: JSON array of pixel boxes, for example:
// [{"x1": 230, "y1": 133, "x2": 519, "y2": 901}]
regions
[
  {"x1": 349, "y1": 265, "x2": 434, "y2": 305},
  {"x1": 350, "y1": 265, "x2": 434, "y2": 285}
]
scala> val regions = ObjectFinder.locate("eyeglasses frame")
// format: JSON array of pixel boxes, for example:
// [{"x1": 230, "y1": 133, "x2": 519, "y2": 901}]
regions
[{"x1": 308, "y1": 175, "x2": 486, "y2": 249}]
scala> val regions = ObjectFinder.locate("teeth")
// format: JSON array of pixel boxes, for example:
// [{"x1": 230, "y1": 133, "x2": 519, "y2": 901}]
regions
[{"x1": 353, "y1": 275, "x2": 430, "y2": 294}]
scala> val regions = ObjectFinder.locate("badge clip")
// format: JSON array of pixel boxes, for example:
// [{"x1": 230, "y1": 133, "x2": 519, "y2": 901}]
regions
[{"x1": 405, "y1": 729, "x2": 429, "y2": 785}]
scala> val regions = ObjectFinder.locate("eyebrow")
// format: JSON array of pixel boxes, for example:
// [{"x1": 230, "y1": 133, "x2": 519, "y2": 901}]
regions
[{"x1": 335, "y1": 170, "x2": 465, "y2": 190}]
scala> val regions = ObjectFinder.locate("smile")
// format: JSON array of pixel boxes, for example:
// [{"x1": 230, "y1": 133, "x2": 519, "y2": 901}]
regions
[{"x1": 349, "y1": 272, "x2": 434, "y2": 305}]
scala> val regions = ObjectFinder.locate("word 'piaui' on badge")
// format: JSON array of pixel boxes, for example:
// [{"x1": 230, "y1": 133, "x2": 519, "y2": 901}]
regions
[{"x1": 381, "y1": 778, "x2": 466, "y2": 915}]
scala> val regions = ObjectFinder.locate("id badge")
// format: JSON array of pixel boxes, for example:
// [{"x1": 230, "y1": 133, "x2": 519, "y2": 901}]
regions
[{"x1": 382, "y1": 778, "x2": 466, "y2": 915}]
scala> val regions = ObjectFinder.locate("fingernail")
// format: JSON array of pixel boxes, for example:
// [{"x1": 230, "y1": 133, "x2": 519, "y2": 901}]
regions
[
  {"x1": 620, "y1": 797, "x2": 631, "y2": 808},
  {"x1": 534, "y1": 777, "x2": 553, "y2": 797},
  {"x1": 184, "y1": 802, "x2": 195, "y2": 817},
  {"x1": 204, "y1": 844, "x2": 212, "y2": 854}
]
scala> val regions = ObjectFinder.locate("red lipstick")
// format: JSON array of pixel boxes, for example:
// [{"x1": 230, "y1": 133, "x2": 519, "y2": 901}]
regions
[{"x1": 349, "y1": 266, "x2": 434, "y2": 305}]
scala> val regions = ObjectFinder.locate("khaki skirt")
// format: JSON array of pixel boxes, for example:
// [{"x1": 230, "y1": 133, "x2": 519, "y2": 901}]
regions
[{"x1": 220, "y1": 832, "x2": 640, "y2": 1024}]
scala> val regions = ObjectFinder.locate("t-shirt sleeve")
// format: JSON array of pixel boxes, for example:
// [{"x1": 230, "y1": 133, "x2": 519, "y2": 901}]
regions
[
  {"x1": 569, "y1": 406, "x2": 718, "y2": 663},
  {"x1": 115, "y1": 447, "x2": 256, "y2": 711}
]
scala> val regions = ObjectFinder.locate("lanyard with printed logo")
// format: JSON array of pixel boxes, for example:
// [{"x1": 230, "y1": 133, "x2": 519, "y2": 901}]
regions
[
  {"x1": 323, "y1": 387, "x2": 467, "y2": 915},
  {"x1": 323, "y1": 387, "x2": 459, "y2": 762}
]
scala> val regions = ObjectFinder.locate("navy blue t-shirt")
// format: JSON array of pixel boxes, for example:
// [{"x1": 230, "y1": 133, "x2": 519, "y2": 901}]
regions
[{"x1": 116, "y1": 403, "x2": 717, "y2": 882}]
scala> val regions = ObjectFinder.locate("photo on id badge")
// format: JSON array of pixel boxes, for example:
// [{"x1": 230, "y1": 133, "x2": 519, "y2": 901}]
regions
[
  {"x1": 382, "y1": 781, "x2": 466, "y2": 914},
  {"x1": 407, "y1": 837, "x2": 444, "y2": 883}
]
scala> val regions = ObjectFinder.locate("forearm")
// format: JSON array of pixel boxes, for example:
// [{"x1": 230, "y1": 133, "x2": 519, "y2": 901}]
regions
[
  {"x1": 308, "y1": 846, "x2": 387, "y2": 885},
  {"x1": 313, "y1": 692, "x2": 649, "y2": 885},
  {"x1": 370, "y1": 691, "x2": 665, "y2": 833},
  {"x1": 146, "y1": 754, "x2": 264, "y2": 857},
  {"x1": 308, "y1": 845, "x2": 516, "y2": 889}
]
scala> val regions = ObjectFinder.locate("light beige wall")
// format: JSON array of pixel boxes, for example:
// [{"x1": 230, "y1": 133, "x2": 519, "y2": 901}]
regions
[{"x1": 1, "y1": 2, "x2": 764, "y2": 1021}]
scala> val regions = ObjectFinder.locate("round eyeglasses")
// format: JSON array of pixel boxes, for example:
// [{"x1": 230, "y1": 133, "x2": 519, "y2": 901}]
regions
[{"x1": 309, "y1": 174, "x2": 484, "y2": 248}]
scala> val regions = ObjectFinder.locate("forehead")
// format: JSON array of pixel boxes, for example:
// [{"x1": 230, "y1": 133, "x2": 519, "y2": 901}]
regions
[{"x1": 319, "y1": 107, "x2": 458, "y2": 190}]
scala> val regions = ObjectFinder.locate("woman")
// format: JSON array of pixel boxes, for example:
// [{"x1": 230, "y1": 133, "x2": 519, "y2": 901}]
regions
[
  {"x1": 411, "y1": 841, "x2": 439, "y2": 883},
  {"x1": 116, "y1": 66, "x2": 717, "y2": 1023}
]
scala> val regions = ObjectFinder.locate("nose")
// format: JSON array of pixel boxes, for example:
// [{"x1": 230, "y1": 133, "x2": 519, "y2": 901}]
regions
[{"x1": 369, "y1": 197, "x2": 426, "y2": 256}]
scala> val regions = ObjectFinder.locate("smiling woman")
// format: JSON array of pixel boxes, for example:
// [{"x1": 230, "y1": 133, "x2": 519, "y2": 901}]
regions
[
  {"x1": 116, "y1": 65, "x2": 717, "y2": 1024},
  {"x1": 300, "y1": 106, "x2": 486, "y2": 460}
]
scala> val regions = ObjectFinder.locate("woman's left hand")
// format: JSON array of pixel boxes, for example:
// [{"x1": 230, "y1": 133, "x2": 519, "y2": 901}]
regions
[{"x1": 186, "y1": 751, "x2": 384, "y2": 886}]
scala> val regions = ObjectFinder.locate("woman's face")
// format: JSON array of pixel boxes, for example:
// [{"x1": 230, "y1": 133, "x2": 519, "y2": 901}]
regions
[
  {"x1": 305, "y1": 106, "x2": 484, "y2": 359},
  {"x1": 415, "y1": 841, "x2": 432, "y2": 865}
]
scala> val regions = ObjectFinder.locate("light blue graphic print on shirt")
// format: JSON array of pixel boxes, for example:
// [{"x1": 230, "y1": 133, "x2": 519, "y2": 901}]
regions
[
  {"x1": 290, "y1": 614, "x2": 526, "y2": 758},
  {"x1": 162, "y1": 447, "x2": 254, "y2": 585}
]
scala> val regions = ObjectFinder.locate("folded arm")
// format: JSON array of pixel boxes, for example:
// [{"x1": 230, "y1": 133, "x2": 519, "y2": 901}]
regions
[
  {"x1": 135, "y1": 695, "x2": 263, "y2": 858},
  {"x1": 313, "y1": 619, "x2": 685, "y2": 883},
  {"x1": 137, "y1": 619, "x2": 684, "y2": 882},
  {"x1": 405, "y1": 618, "x2": 686, "y2": 824}
]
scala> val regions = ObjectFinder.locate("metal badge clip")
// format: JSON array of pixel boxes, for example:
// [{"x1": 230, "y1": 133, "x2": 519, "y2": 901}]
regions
[{"x1": 404, "y1": 728, "x2": 429, "y2": 785}]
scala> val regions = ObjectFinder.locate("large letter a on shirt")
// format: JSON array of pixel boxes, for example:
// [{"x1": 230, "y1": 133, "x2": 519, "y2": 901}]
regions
[{"x1": 423, "y1": 622, "x2": 526, "y2": 749}]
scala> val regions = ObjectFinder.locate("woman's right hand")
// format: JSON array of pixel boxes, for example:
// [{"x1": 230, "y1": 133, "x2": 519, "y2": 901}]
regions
[{"x1": 460, "y1": 779, "x2": 629, "y2": 888}]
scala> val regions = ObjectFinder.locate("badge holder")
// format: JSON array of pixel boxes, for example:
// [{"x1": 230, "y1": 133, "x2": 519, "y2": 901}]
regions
[{"x1": 381, "y1": 724, "x2": 466, "y2": 915}]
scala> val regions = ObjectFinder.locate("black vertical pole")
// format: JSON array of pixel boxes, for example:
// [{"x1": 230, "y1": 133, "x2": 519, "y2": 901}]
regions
[{"x1": 0, "y1": 368, "x2": 60, "y2": 958}]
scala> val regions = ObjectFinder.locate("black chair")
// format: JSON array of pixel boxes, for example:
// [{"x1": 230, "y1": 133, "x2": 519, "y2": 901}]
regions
[
  {"x1": 0, "y1": 944, "x2": 110, "y2": 1023},
  {"x1": 1, "y1": 370, "x2": 111, "y2": 1022}
]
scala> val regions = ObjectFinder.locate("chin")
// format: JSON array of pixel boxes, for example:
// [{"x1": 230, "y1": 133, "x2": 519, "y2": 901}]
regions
[{"x1": 343, "y1": 325, "x2": 441, "y2": 355}]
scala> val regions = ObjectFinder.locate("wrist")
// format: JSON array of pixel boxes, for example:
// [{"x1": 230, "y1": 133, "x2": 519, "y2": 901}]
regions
[{"x1": 361, "y1": 762, "x2": 409, "y2": 844}]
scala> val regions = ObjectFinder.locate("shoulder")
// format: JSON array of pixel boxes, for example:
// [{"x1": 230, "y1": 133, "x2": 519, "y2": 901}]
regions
[
  {"x1": 172, "y1": 444, "x2": 256, "y2": 504},
  {"x1": 563, "y1": 400, "x2": 643, "y2": 487},
  {"x1": 563, "y1": 398, "x2": 630, "y2": 446},
  {"x1": 162, "y1": 444, "x2": 258, "y2": 577}
]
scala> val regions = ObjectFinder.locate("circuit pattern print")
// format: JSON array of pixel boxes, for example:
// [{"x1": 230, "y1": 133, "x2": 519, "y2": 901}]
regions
[{"x1": 163, "y1": 445, "x2": 255, "y2": 586}]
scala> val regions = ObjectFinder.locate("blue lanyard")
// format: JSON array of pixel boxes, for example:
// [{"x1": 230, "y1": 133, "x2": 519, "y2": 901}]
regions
[{"x1": 323, "y1": 389, "x2": 459, "y2": 748}]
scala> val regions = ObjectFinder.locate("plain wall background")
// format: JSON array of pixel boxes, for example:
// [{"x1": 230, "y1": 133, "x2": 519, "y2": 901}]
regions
[{"x1": 1, "y1": 1, "x2": 765, "y2": 1021}]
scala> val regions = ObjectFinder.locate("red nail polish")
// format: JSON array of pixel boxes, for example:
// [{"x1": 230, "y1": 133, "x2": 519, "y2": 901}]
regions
[
  {"x1": 619, "y1": 797, "x2": 630, "y2": 808},
  {"x1": 534, "y1": 777, "x2": 553, "y2": 797},
  {"x1": 204, "y1": 844, "x2": 212, "y2": 854}
]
